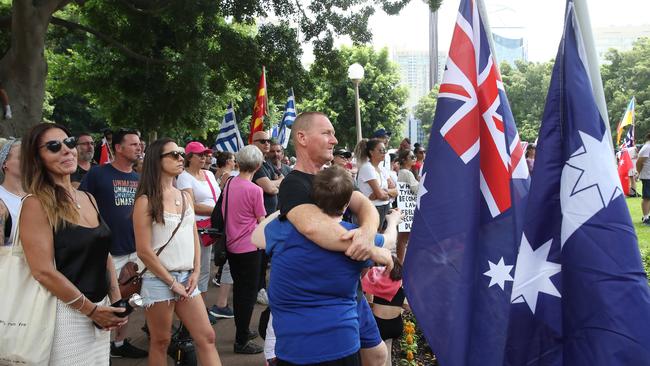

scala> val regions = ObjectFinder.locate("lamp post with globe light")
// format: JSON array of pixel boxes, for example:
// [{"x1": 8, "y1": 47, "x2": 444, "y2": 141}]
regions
[{"x1": 348, "y1": 63, "x2": 364, "y2": 142}]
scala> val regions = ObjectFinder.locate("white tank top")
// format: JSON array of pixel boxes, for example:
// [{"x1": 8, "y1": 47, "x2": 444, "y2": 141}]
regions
[{"x1": 141, "y1": 206, "x2": 196, "y2": 274}]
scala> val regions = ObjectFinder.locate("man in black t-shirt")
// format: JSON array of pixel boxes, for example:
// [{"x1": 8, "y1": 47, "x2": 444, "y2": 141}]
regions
[
  {"x1": 251, "y1": 131, "x2": 283, "y2": 303},
  {"x1": 278, "y1": 112, "x2": 390, "y2": 366}
]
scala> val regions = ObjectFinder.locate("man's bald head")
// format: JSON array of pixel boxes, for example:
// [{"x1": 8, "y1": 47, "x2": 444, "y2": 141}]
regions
[
  {"x1": 291, "y1": 112, "x2": 329, "y2": 141},
  {"x1": 252, "y1": 130, "x2": 271, "y2": 153}
]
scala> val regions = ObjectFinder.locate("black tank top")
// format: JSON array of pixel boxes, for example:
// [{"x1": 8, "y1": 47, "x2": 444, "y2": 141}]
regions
[{"x1": 53, "y1": 193, "x2": 112, "y2": 302}]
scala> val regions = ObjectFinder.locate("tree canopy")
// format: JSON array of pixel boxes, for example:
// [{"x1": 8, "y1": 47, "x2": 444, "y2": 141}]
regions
[
  {"x1": 300, "y1": 45, "x2": 408, "y2": 149},
  {"x1": 601, "y1": 37, "x2": 650, "y2": 139},
  {"x1": 0, "y1": 0, "x2": 442, "y2": 138}
]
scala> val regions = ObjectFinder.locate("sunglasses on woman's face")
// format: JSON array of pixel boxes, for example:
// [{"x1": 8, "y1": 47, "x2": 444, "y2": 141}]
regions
[
  {"x1": 39, "y1": 136, "x2": 77, "y2": 153},
  {"x1": 160, "y1": 151, "x2": 186, "y2": 160}
]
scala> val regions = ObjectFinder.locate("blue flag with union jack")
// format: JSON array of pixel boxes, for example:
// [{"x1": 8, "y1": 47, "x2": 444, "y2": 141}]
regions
[
  {"x1": 402, "y1": 0, "x2": 529, "y2": 364},
  {"x1": 505, "y1": 1, "x2": 650, "y2": 364}
]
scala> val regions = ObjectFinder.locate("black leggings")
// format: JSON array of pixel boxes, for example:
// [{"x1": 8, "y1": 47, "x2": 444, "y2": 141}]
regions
[
  {"x1": 374, "y1": 315, "x2": 403, "y2": 340},
  {"x1": 227, "y1": 250, "x2": 261, "y2": 344}
]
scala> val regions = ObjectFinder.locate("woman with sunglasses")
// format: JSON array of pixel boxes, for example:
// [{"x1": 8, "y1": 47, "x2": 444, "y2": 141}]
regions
[
  {"x1": 175, "y1": 141, "x2": 221, "y2": 322},
  {"x1": 357, "y1": 139, "x2": 397, "y2": 231},
  {"x1": 133, "y1": 139, "x2": 222, "y2": 366},
  {"x1": 0, "y1": 138, "x2": 24, "y2": 245},
  {"x1": 395, "y1": 150, "x2": 420, "y2": 262},
  {"x1": 20, "y1": 123, "x2": 125, "y2": 365}
]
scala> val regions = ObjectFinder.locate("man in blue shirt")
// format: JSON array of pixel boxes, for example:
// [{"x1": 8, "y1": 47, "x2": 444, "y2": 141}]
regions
[{"x1": 79, "y1": 128, "x2": 146, "y2": 359}]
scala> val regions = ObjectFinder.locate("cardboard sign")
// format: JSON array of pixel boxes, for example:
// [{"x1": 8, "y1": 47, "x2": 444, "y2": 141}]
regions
[{"x1": 396, "y1": 182, "x2": 416, "y2": 232}]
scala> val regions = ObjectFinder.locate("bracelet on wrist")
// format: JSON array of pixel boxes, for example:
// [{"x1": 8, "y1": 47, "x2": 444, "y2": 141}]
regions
[
  {"x1": 169, "y1": 278, "x2": 177, "y2": 290},
  {"x1": 87, "y1": 304, "x2": 98, "y2": 317}
]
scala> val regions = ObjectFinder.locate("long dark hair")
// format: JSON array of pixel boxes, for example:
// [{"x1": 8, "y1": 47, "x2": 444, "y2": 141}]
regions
[
  {"x1": 135, "y1": 138, "x2": 175, "y2": 224},
  {"x1": 21, "y1": 123, "x2": 78, "y2": 230}
]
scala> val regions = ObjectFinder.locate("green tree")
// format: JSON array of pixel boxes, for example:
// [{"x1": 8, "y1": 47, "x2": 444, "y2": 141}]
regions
[
  {"x1": 0, "y1": 0, "x2": 442, "y2": 137},
  {"x1": 601, "y1": 37, "x2": 650, "y2": 140},
  {"x1": 300, "y1": 45, "x2": 408, "y2": 149},
  {"x1": 499, "y1": 60, "x2": 553, "y2": 142},
  {"x1": 414, "y1": 85, "x2": 439, "y2": 136}
]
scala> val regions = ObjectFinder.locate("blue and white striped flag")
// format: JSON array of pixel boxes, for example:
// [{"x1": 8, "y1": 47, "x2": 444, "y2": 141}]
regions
[
  {"x1": 214, "y1": 103, "x2": 244, "y2": 153},
  {"x1": 278, "y1": 89, "x2": 296, "y2": 148}
]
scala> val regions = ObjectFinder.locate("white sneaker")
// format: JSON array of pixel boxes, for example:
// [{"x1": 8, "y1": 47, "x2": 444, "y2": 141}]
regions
[{"x1": 257, "y1": 289, "x2": 268, "y2": 305}]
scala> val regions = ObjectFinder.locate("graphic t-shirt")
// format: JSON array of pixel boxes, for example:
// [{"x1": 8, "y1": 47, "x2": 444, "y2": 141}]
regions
[{"x1": 79, "y1": 164, "x2": 139, "y2": 256}]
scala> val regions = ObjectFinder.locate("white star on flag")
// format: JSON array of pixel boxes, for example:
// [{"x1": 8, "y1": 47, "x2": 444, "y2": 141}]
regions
[
  {"x1": 511, "y1": 234, "x2": 561, "y2": 314},
  {"x1": 483, "y1": 257, "x2": 514, "y2": 290},
  {"x1": 416, "y1": 172, "x2": 428, "y2": 210},
  {"x1": 560, "y1": 131, "x2": 622, "y2": 247}
]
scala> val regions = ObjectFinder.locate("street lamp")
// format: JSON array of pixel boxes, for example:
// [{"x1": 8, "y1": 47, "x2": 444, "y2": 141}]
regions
[{"x1": 348, "y1": 63, "x2": 364, "y2": 142}]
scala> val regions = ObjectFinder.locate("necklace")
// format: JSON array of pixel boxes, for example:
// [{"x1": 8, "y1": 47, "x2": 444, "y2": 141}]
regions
[{"x1": 67, "y1": 189, "x2": 81, "y2": 209}]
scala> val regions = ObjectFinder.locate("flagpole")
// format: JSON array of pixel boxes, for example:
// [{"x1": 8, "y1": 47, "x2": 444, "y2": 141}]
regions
[{"x1": 573, "y1": 0, "x2": 613, "y2": 150}]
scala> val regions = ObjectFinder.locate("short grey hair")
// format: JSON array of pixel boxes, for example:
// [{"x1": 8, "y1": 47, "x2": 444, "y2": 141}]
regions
[{"x1": 236, "y1": 145, "x2": 263, "y2": 173}]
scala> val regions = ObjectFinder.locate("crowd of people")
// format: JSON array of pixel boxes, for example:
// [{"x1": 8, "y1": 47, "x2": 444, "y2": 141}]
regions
[{"x1": 0, "y1": 111, "x2": 429, "y2": 366}]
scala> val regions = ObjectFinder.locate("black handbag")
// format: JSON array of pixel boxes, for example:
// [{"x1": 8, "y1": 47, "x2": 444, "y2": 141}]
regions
[{"x1": 211, "y1": 176, "x2": 232, "y2": 266}]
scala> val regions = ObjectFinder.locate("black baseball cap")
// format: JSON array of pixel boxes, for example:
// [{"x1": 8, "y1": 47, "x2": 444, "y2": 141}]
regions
[{"x1": 333, "y1": 148, "x2": 352, "y2": 159}]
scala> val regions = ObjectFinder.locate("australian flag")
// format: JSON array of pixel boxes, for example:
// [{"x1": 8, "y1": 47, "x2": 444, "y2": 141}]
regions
[
  {"x1": 278, "y1": 88, "x2": 296, "y2": 149},
  {"x1": 214, "y1": 103, "x2": 244, "y2": 153},
  {"x1": 402, "y1": 0, "x2": 529, "y2": 365},
  {"x1": 505, "y1": 1, "x2": 650, "y2": 365}
]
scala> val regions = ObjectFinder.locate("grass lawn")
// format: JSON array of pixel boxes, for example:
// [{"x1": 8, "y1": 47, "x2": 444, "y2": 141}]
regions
[{"x1": 625, "y1": 196, "x2": 650, "y2": 254}]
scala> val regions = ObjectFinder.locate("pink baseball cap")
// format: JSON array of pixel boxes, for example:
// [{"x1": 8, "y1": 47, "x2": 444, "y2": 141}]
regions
[{"x1": 185, "y1": 141, "x2": 211, "y2": 155}]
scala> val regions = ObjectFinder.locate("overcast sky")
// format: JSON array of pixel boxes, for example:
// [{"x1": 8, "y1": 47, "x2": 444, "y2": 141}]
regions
[{"x1": 367, "y1": 0, "x2": 650, "y2": 62}]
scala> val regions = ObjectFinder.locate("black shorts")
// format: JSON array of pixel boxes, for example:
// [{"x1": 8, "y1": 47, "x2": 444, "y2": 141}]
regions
[
  {"x1": 642, "y1": 179, "x2": 650, "y2": 199},
  {"x1": 277, "y1": 351, "x2": 360, "y2": 366},
  {"x1": 374, "y1": 315, "x2": 403, "y2": 340}
]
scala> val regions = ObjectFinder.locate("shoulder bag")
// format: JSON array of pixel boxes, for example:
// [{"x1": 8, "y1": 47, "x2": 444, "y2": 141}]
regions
[
  {"x1": 0, "y1": 194, "x2": 57, "y2": 365},
  {"x1": 211, "y1": 176, "x2": 232, "y2": 266},
  {"x1": 118, "y1": 192, "x2": 186, "y2": 299}
]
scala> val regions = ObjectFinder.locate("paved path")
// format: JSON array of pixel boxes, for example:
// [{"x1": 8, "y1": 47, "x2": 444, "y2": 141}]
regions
[{"x1": 112, "y1": 282, "x2": 267, "y2": 366}]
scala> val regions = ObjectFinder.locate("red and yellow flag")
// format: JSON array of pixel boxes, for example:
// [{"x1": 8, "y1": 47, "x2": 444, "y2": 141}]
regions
[{"x1": 249, "y1": 67, "x2": 268, "y2": 143}]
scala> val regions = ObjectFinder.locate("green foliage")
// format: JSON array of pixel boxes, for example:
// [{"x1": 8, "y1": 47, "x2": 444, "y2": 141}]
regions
[
  {"x1": 602, "y1": 38, "x2": 650, "y2": 140},
  {"x1": 414, "y1": 86, "x2": 439, "y2": 136},
  {"x1": 500, "y1": 60, "x2": 553, "y2": 142},
  {"x1": 301, "y1": 45, "x2": 408, "y2": 149}
]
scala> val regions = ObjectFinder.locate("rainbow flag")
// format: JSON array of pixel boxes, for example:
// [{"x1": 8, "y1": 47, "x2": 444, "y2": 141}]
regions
[{"x1": 616, "y1": 96, "x2": 635, "y2": 145}]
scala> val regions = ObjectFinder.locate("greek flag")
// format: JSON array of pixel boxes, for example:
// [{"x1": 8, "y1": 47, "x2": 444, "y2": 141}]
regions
[
  {"x1": 278, "y1": 89, "x2": 296, "y2": 148},
  {"x1": 215, "y1": 103, "x2": 244, "y2": 153}
]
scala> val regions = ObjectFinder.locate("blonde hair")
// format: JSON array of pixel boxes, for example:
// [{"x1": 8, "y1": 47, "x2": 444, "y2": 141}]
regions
[{"x1": 21, "y1": 123, "x2": 79, "y2": 230}]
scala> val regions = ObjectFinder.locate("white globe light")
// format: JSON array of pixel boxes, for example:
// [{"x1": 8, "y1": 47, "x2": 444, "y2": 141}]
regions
[{"x1": 348, "y1": 63, "x2": 365, "y2": 81}]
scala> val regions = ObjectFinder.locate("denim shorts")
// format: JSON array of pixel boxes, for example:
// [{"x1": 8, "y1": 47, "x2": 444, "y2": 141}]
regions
[{"x1": 141, "y1": 270, "x2": 201, "y2": 307}]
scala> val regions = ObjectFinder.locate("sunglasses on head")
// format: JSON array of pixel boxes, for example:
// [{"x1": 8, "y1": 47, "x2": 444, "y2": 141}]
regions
[
  {"x1": 254, "y1": 139, "x2": 272, "y2": 144},
  {"x1": 160, "y1": 151, "x2": 186, "y2": 160},
  {"x1": 40, "y1": 136, "x2": 77, "y2": 153}
]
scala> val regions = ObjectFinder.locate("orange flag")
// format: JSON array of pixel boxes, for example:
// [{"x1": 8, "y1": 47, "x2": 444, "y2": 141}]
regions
[{"x1": 249, "y1": 66, "x2": 268, "y2": 143}]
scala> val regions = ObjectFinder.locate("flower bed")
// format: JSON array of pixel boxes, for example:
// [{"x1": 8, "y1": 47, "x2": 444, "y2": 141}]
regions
[{"x1": 392, "y1": 311, "x2": 437, "y2": 365}]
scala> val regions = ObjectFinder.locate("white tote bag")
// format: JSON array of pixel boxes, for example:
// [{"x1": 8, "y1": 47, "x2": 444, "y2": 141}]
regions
[{"x1": 0, "y1": 196, "x2": 56, "y2": 365}]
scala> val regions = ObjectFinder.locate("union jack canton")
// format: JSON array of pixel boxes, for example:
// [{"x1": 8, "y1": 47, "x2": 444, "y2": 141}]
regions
[{"x1": 438, "y1": 0, "x2": 528, "y2": 217}]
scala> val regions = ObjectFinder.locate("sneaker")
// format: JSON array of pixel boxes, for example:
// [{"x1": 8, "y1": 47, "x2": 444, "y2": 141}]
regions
[
  {"x1": 234, "y1": 340, "x2": 264, "y2": 354},
  {"x1": 246, "y1": 329, "x2": 259, "y2": 341},
  {"x1": 643, "y1": 218, "x2": 650, "y2": 226},
  {"x1": 209, "y1": 305, "x2": 234, "y2": 319},
  {"x1": 257, "y1": 289, "x2": 269, "y2": 305},
  {"x1": 206, "y1": 307, "x2": 218, "y2": 324},
  {"x1": 110, "y1": 339, "x2": 148, "y2": 358},
  {"x1": 212, "y1": 275, "x2": 221, "y2": 287}
]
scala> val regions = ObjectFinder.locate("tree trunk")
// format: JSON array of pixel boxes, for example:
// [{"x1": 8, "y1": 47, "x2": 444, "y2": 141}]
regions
[{"x1": 0, "y1": 0, "x2": 63, "y2": 138}]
